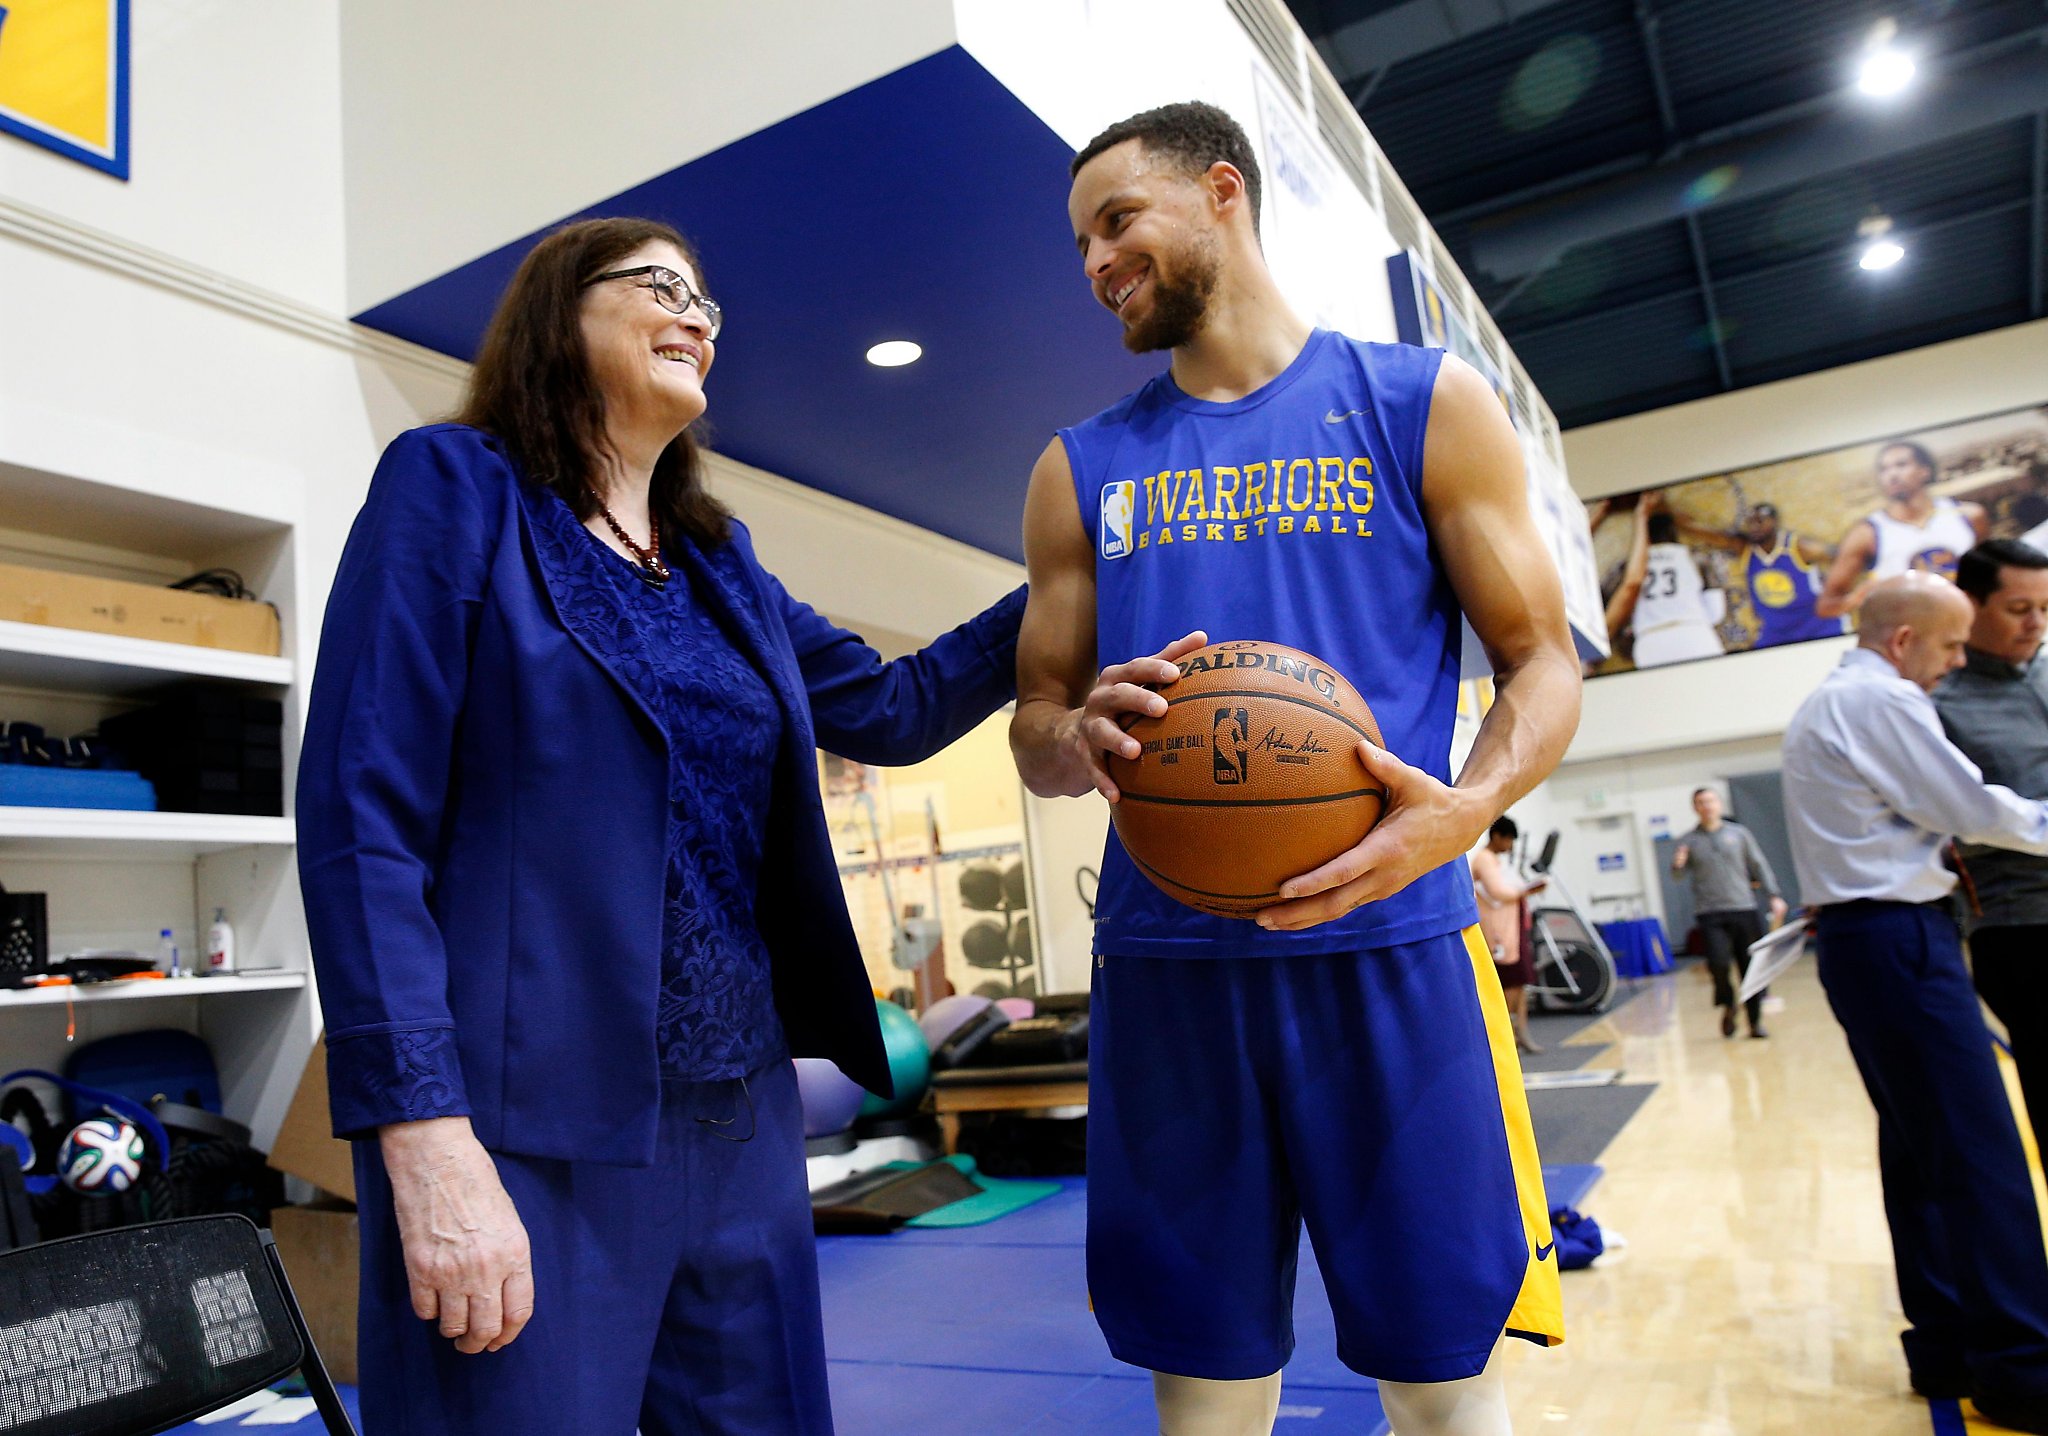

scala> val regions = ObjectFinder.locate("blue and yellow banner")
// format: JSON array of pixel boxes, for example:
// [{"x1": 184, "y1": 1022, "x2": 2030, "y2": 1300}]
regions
[{"x1": 0, "y1": 0, "x2": 129, "y2": 178}]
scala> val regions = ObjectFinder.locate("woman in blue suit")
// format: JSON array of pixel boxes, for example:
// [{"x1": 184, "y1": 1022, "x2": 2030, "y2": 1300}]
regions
[{"x1": 297, "y1": 216, "x2": 1024, "y2": 1435}]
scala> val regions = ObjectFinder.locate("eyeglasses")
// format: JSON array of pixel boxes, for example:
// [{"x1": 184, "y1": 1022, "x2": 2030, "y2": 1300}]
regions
[{"x1": 583, "y1": 264, "x2": 723, "y2": 339}]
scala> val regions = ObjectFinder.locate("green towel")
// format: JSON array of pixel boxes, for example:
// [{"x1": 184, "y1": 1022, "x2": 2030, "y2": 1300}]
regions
[{"x1": 868, "y1": 1155, "x2": 1061, "y2": 1228}]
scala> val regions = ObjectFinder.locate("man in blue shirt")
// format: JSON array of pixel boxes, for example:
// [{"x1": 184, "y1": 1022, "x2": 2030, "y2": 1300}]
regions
[
  {"x1": 1784, "y1": 571, "x2": 2048, "y2": 1431},
  {"x1": 1934, "y1": 539, "x2": 2048, "y2": 1161}
]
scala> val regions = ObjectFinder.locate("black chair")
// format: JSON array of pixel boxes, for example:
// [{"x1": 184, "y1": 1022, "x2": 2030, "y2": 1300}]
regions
[{"x1": 0, "y1": 1213, "x2": 356, "y2": 1435}]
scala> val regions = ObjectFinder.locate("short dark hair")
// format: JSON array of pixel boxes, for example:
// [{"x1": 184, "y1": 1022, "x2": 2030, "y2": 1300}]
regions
[
  {"x1": 1881, "y1": 439, "x2": 1937, "y2": 476},
  {"x1": 1648, "y1": 513, "x2": 1678, "y2": 544},
  {"x1": 1071, "y1": 101, "x2": 1263, "y2": 239},
  {"x1": 456, "y1": 216, "x2": 730, "y2": 547},
  {"x1": 1692, "y1": 787, "x2": 1717, "y2": 802},
  {"x1": 1957, "y1": 538, "x2": 2048, "y2": 602},
  {"x1": 1490, "y1": 817, "x2": 1519, "y2": 842}
]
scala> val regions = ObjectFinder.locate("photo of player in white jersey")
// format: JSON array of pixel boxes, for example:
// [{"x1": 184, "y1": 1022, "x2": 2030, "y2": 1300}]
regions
[{"x1": 1815, "y1": 439, "x2": 1989, "y2": 617}]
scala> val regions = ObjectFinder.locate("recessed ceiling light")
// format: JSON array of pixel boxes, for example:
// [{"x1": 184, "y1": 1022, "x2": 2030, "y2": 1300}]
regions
[
  {"x1": 1857, "y1": 46, "x2": 1915, "y2": 97},
  {"x1": 866, "y1": 340, "x2": 922, "y2": 367},
  {"x1": 1857, "y1": 213, "x2": 1905, "y2": 271},
  {"x1": 1856, "y1": 19, "x2": 1915, "y2": 97}
]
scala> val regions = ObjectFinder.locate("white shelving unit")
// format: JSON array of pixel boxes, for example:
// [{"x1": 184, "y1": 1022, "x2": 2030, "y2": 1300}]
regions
[
  {"x1": 0, "y1": 464, "x2": 306, "y2": 1136},
  {"x1": 0, "y1": 971, "x2": 306, "y2": 1008},
  {"x1": 0, "y1": 807, "x2": 295, "y2": 858}
]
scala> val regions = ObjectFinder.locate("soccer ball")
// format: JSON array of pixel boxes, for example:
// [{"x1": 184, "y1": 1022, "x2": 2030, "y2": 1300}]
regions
[{"x1": 58, "y1": 1118, "x2": 145, "y2": 1195}]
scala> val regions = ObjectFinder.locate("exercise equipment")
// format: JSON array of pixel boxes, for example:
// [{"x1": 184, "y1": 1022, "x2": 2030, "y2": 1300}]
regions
[
  {"x1": 858, "y1": 999, "x2": 932, "y2": 1118},
  {"x1": 795, "y1": 1058, "x2": 865, "y2": 1139},
  {"x1": 1524, "y1": 830, "x2": 1619, "y2": 1014},
  {"x1": 919, "y1": 993, "x2": 995, "y2": 1051}
]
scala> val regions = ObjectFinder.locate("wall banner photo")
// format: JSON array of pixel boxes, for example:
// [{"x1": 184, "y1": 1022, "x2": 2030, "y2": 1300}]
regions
[{"x1": 1587, "y1": 403, "x2": 2048, "y2": 677}]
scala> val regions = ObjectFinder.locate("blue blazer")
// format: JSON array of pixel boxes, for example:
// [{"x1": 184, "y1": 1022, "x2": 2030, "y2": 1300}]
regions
[{"x1": 297, "y1": 425, "x2": 1024, "y2": 1166}]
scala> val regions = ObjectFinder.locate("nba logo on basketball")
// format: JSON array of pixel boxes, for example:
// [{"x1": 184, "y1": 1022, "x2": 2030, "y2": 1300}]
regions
[
  {"x1": 1100, "y1": 481, "x2": 1135, "y2": 560},
  {"x1": 1212, "y1": 708, "x2": 1249, "y2": 784}
]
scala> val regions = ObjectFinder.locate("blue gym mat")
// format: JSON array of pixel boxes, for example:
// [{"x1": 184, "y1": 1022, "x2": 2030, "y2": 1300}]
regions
[{"x1": 158, "y1": 1166, "x2": 1619, "y2": 1433}]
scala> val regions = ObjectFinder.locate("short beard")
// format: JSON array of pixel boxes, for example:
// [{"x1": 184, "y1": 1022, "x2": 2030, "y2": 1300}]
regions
[{"x1": 1121, "y1": 230, "x2": 1221, "y2": 354}]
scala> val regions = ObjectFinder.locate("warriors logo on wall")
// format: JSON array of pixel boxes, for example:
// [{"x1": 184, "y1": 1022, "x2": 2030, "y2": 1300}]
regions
[{"x1": 1587, "y1": 404, "x2": 2048, "y2": 676}]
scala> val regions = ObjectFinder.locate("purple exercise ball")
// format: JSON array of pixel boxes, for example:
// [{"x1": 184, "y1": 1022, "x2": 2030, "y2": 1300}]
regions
[{"x1": 794, "y1": 1057, "x2": 866, "y2": 1138}]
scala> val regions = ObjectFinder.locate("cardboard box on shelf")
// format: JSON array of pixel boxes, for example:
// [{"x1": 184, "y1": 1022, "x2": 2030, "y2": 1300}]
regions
[
  {"x1": 268, "y1": 1036, "x2": 355, "y2": 1203},
  {"x1": 268, "y1": 1202, "x2": 358, "y2": 1385},
  {"x1": 0, "y1": 561, "x2": 280, "y2": 656}
]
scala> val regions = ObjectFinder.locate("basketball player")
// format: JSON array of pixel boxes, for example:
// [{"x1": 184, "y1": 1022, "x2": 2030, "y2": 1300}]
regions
[
  {"x1": 1010, "y1": 102, "x2": 1580, "y2": 1436},
  {"x1": 1628, "y1": 508, "x2": 1727, "y2": 668},
  {"x1": 1673, "y1": 503, "x2": 1843, "y2": 648},
  {"x1": 1815, "y1": 439, "x2": 1989, "y2": 617}
]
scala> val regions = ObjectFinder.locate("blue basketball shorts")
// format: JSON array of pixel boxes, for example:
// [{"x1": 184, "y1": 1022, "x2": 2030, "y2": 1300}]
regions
[{"x1": 1085, "y1": 926, "x2": 1564, "y2": 1384}]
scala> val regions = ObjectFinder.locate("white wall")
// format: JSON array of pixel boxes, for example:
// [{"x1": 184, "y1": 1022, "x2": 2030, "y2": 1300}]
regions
[
  {"x1": 0, "y1": 3, "x2": 348, "y2": 310},
  {"x1": 339, "y1": 0, "x2": 956, "y2": 310},
  {"x1": 1512, "y1": 734, "x2": 1786, "y2": 929}
]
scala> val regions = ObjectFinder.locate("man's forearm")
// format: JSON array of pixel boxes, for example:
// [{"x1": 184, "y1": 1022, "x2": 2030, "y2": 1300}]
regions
[
  {"x1": 1453, "y1": 648, "x2": 1584, "y2": 830},
  {"x1": 1011, "y1": 697, "x2": 1090, "y2": 799}
]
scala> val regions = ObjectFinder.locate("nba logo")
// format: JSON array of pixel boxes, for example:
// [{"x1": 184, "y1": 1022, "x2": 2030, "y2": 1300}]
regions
[
  {"x1": 1212, "y1": 708, "x2": 1248, "y2": 784},
  {"x1": 1100, "y1": 481, "x2": 1135, "y2": 560}
]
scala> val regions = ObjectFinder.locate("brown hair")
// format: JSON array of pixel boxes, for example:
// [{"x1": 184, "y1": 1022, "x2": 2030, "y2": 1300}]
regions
[{"x1": 456, "y1": 216, "x2": 730, "y2": 546}]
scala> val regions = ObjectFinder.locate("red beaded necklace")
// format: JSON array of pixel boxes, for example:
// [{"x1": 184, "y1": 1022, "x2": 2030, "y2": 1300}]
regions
[{"x1": 588, "y1": 489, "x2": 671, "y2": 590}]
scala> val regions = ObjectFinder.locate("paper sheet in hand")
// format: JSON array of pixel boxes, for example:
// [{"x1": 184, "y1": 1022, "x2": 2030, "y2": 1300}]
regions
[{"x1": 1739, "y1": 916, "x2": 1810, "y2": 1004}]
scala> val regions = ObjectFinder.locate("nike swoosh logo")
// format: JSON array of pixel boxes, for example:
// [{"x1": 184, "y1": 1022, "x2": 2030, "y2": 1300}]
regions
[
  {"x1": 1324, "y1": 408, "x2": 1368, "y2": 424},
  {"x1": 1535, "y1": 1241, "x2": 1556, "y2": 1262}
]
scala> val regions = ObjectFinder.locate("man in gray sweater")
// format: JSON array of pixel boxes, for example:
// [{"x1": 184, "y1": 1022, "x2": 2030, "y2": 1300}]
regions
[
  {"x1": 1936, "y1": 539, "x2": 2048, "y2": 1158},
  {"x1": 1672, "y1": 787, "x2": 1789, "y2": 1037}
]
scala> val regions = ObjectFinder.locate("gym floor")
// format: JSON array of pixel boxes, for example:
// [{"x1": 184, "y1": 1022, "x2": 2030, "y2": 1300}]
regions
[{"x1": 168, "y1": 957, "x2": 2029, "y2": 1434}]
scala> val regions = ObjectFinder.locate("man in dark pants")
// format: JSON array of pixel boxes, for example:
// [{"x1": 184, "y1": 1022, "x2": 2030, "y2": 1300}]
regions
[
  {"x1": 1935, "y1": 539, "x2": 2048, "y2": 1158},
  {"x1": 1671, "y1": 787, "x2": 1787, "y2": 1038},
  {"x1": 1785, "y1": 572, "x2": 2048, "y2": 1431}
]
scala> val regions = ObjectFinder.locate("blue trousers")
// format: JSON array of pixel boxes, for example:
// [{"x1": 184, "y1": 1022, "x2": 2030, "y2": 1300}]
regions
[
  {"x1": 1817, "y1": 900, "x2": 2048, "y2": 1404},
  {"x1": 352, "y1": 1059, "x2": 833, "y2": 1435}
]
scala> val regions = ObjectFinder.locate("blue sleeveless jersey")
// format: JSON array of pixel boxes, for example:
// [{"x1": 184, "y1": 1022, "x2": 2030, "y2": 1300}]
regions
[
  {"x1": 1061, "y1": 330, "x2": 1479, "y2": 957},
  {"x1": 1743, "y1": 540, "x2": 1841, "y2": 648}
]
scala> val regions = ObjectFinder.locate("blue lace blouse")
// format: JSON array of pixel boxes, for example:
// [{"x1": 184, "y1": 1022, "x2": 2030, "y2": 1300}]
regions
[{"x1": 526, "y1": 490, "x2": 788, "y2": 1081}]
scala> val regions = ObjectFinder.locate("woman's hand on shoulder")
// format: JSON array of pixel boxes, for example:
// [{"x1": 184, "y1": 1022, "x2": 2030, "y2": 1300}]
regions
[{"x1": 377, "y1": 1116, "x2": 535, "y2": 1354}]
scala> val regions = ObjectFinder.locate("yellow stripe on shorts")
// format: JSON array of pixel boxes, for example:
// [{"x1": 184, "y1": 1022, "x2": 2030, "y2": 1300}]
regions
[{"x1": 1461, "y1": 924, "x2": 1566, "y2": 1348}]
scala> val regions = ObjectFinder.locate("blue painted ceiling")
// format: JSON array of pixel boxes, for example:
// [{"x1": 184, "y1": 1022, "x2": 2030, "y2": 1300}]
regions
[{"x1": 353, "y1": 46, "x2": 1159, "y2": 563}]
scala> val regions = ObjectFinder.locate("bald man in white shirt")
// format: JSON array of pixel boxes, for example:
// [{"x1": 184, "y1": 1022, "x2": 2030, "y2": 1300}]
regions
[{"x1": 1783, "y1": 573, "x2": 2048, "y2": 1431}]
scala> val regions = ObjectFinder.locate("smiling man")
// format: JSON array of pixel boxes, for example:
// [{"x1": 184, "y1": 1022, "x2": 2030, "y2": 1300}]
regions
[
  {"x1": 1816, "y1": 439, "x2": 1990, "y2": 617},
  {"x1": 1935, "y1": 539, "x2": 2048, "y2": 1159},
  {"x1": 1008, "y1": 102, "x2": 1581, "y2": 1436}
]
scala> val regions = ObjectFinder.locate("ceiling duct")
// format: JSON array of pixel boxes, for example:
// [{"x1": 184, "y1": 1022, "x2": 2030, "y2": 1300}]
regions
[{"x1": 1466, "y1": 41, "x2": 2048, "y2": 282}]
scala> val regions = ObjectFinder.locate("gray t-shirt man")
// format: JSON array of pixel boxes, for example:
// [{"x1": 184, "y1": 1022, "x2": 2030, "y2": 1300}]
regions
[{"x1": 1672, "y1": 801, "x2": 1781, "y2": 916}]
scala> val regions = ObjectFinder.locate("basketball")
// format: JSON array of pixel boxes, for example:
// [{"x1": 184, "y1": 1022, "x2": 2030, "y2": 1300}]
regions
[{"x1": 1107, "y1": 640, "x2": 1385, "y2": 917}]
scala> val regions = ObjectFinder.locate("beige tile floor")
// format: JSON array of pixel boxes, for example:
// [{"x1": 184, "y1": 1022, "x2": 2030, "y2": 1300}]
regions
[{"x1": 1494, "y1": 957, "x2": 2042, "y2": 1435}]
